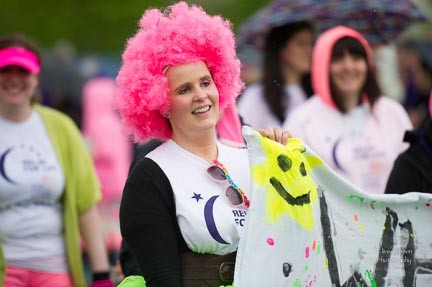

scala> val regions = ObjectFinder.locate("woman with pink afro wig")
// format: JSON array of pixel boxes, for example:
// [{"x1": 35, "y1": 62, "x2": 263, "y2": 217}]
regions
[
  {"x1": 117, "y1": 2, "x2": 291, "y2": 287},
  {"x1": 116, "y1": 1, "x2": 244, "y2": 143}
]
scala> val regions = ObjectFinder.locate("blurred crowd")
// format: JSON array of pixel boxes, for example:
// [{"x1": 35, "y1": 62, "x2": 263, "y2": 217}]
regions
[
  {"x1": 1, "y1": 1, "x2": 431, "y2": 286},
  {"x1": 37, "y1": 25, "x2": 432, "y2": 131}
]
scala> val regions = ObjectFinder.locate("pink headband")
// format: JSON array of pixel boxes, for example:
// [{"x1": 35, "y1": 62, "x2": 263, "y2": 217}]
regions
[{"x1": 0, "y1": 47, "x2": 40, "y2": 74}]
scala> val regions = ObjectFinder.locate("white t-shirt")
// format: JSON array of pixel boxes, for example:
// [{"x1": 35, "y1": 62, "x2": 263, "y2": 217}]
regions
[
  {"x1": 283, "y1": 96, "x2": 413, "y2": 194},
  {"x1": 238, "y1": 83, "x2": 307, "y2": 129},
  {"x1": 147, "y1": 140, "x2": 251, "y2": 255},
  {"x1": 0, "y1": 111, "x2": 67, "y2": 272}
]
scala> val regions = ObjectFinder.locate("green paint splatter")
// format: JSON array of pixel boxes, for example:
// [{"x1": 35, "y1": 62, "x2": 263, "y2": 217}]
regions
[
  {"x1": 364, "y1": 270, "x2": 377, "y2": 287},
  {"x1": 303, "y1": 265, "x2": 309, "y2": 273},
  {"x1": 415, "y1": 206, "x2": 419, "y2": 210},
  {"x1": 316, "y1": 243, "x2": 321, "y2": 254},
  {"x1": 293, "y1": 278, "x2": 301, "y2": 287},
  {"x1": 348, "y1": 195, "x2": 365, "y2": 205}
]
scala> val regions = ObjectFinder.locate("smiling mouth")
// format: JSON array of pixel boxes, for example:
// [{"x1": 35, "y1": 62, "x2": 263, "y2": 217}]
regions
[
  {"x1": 2, "y1": 84, "x2": 24, "y2": 94},
  {"x1": 192, "y1": 105, "x2": 211, "y2": 115},
  {"x1": 269, "y1": 177, "x2": 311, "y2": 206}
]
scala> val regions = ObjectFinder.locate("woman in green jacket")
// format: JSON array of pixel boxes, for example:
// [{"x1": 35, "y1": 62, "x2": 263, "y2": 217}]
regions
[{"x1": 0, "y1": 33, "x2": 113, "y2": 287}]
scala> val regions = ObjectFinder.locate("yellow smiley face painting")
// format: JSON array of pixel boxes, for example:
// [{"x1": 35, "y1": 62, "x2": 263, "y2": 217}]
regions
[{"x1": 249, "y1": 130, "x2": 323, "y2": 231}]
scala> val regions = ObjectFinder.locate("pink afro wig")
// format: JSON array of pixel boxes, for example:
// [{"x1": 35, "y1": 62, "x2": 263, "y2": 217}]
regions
[{"x1": 116, "y1": 1, "x2": 243, "y2": 142}]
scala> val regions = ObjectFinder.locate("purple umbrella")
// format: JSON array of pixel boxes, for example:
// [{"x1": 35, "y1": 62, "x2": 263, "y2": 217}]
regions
[{"x1": 237, "y1": 0, "x2": 428, "y2": 49}]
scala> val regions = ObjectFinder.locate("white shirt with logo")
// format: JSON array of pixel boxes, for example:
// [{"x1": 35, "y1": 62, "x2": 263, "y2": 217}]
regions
[
  {"x1": 0, "y1": 110, "x2": 67, "y2": 272},
  {"x1": 283, "y1": 96, "x2": 413, "y2": 194},
  {"x1": 147, "y1": 140, "x2": 251, "y2": 255}
]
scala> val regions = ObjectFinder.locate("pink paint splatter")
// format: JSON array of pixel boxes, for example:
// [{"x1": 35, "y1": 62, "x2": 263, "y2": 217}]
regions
[
  {"x1": 354, "y1": 214, "x2": 359, "y2": 222},
  {"x1": 266, "y1": 238, "x2": 274, "y2": 246},
  {"x1": 426, "y1": 203, "x2": 430, "y2": 207},
  {"x1": 305, "y1": 275, "x2": 317, "y2": 287},
  {"x1": 312, "y1": 240, "x2": 317, "y2": 251},
  {"x1": 305, "y1": 246, "x2": 310, "y2": 258}
]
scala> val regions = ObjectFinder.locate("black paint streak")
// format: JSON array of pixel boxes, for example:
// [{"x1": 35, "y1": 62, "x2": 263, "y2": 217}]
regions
[
  {"x1": 270, "y1": 177, "x2": 311, "y2": 206},
  {"x1": 416, "y1": 259, "x2": 432, "y2": 273},
  {"x1": 318, "y1": 186, "x2": 341, "y2": 286},
  {"x1": 341, "y1": 271, "x2": 368, "y2": 287},
  {"x1": 400, "y1": 220, "x2": 415, "y2": 287},
  {"x1": 282, "y1": 262, "x2": 292, "y2": 277},
  {"x1": 374, "y1": 207, "x2": 398, "y2": 287}
]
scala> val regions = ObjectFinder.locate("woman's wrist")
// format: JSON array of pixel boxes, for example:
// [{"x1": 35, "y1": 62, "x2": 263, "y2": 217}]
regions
[
  {"x1": 93, "y1": 271, "x2": 111, "y2": 281},
  {"x1": 91, "y1": 271, "x2": 114, "y2": 287}
]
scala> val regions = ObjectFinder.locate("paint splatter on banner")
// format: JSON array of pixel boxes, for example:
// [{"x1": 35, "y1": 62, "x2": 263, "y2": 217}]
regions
[{"x1": 234, "y1": 127, "x2": 432, "y2": 287}]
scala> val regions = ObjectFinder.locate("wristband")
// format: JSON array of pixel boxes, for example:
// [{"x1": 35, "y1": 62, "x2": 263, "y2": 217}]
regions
[{"x1": 91, "y1": 279, "x2": 114, "y2": 287}]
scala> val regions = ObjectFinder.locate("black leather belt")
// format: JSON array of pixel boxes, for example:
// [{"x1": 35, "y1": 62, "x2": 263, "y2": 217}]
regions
[{"x1": 180, "y1": 251, "x2": 236, "y2": 287}]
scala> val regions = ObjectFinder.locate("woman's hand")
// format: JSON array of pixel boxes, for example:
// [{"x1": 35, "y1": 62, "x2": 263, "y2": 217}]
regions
[{"x1": 258, "y1": 126, "x2": 292, "y2": 146}]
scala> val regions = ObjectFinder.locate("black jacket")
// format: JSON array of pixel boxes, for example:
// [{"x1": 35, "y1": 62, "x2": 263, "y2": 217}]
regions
[{"x1": 385, "y1": 120, "x2": 432, "y2": 194}]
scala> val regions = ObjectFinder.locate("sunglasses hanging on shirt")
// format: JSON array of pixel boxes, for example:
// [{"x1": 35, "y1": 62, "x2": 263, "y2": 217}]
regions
[{"x1": 207, "y1": 160, "x2": 250, "y2": 208}]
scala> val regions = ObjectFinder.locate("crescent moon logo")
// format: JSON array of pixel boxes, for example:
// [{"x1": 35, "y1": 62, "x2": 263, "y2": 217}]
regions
[
  {"x1": 204, "y1": 195, "x2": 230, "y2": 244},
  {"x1": 0, "y1": 148, "x2": 17, "y2": 184},
  {"x1": 332, "y1": 137, "x2": 348, "y2": 173}
]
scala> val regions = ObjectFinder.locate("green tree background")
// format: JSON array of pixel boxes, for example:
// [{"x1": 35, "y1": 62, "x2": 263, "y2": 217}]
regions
[{"x1": 1, "y1": 0, "x2": 271, "y2": 55}]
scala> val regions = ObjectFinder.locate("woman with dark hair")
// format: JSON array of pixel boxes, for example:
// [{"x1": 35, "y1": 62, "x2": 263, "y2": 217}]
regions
[
  {"x1": 238, "y1": 21, "x2": 314, "y2": 129},
  {"x1": 284, "y1": 26, "x2": 413, "y2": 195},
  {"x1": 0, "y1": 33, "x2": 113, "y2": 287}
]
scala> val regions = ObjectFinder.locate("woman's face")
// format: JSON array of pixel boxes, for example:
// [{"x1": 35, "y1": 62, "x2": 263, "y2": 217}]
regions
[
  {"x1": 0, "y1": 65, "x2": 38, "y2": 110},
  {"x1": 280, "y1": 28, "x2": 313, "y2": 75},
  {"x1": 330, "y1": 51, "x2": 367, "y2": 99},
  {"x1": 165, "y1": 61, "x2": 220, "y2": 139}
]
